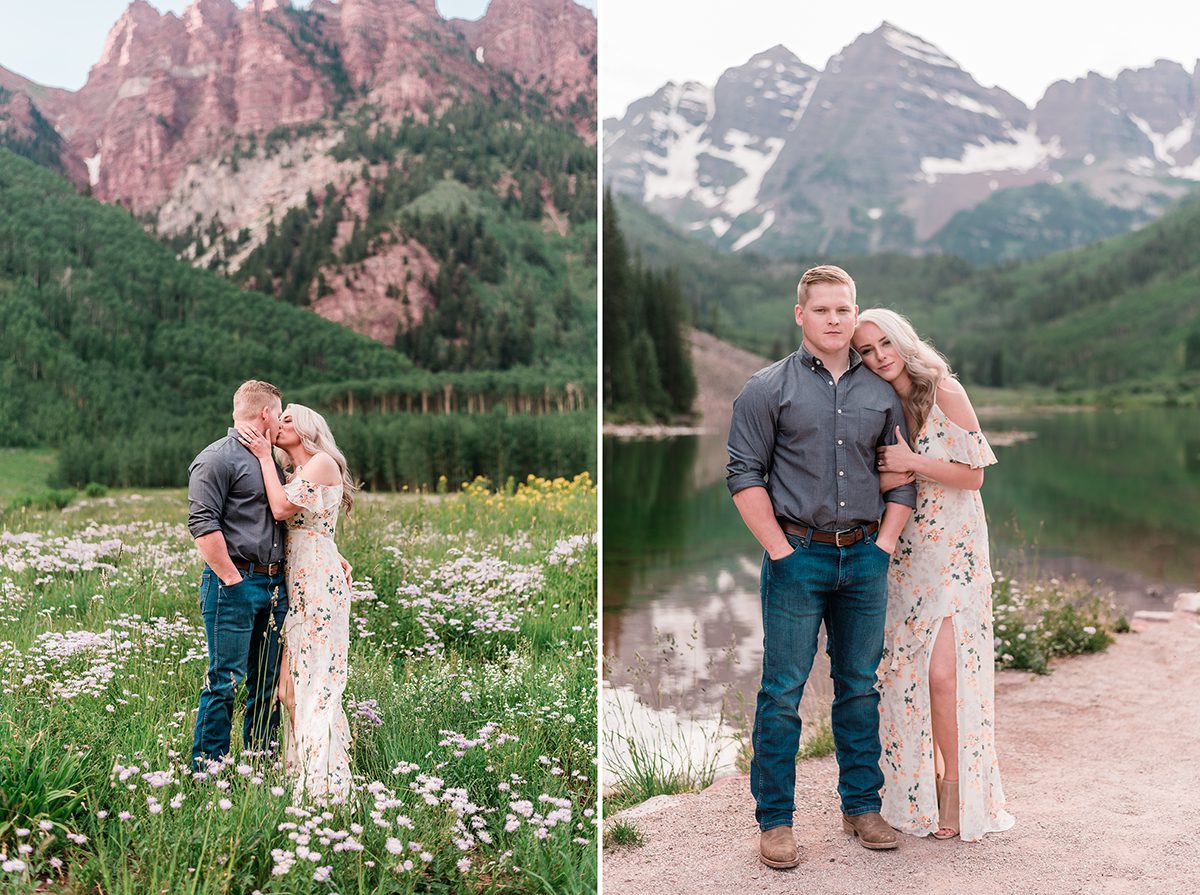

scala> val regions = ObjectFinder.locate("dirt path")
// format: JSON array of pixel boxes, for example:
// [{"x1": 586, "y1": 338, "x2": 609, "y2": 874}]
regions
[{"x1": 603, "y1": 612, "x2": 1200, "y2": 895}]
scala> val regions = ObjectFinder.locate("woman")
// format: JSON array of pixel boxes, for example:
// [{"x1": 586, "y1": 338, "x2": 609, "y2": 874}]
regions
[
  {"x1": 238, "y1": 404, "x2": 357, "y2": 802},
  {"x1": 852, "y1": 309, "x2": 1014, "y2": 842}
]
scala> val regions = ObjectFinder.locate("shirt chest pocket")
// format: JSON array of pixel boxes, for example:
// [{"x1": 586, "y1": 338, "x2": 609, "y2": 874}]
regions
[
  {"x1": 228, "y1": 468, "x2": 262, "y2": 502},
  {"x1": 856, "y1": 407, "x2": 889, "y2": 453}
]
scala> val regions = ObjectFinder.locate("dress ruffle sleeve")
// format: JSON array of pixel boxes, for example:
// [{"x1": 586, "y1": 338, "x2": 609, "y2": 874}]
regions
[
  {"x1": 935, "y1": 414, "x2": 997, "y2": 469},
  {"x1": 283, "y1": 476, "x2": 341, "y2": 512}
]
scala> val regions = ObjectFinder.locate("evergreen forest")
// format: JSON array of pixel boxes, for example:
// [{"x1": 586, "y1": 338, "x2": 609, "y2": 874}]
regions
[
  {"x1": 602, "y1": 191, "x2": 696, "y2": 421},
  {"x1": 163, "y1": 100, "x2": 597, "y2": 377},
  {"x1": 609, "y1": 192, "x2": 1200, "y2": 401},
  {"x1": 0, "y1": 149, "x2": 594, "y2": 490}
]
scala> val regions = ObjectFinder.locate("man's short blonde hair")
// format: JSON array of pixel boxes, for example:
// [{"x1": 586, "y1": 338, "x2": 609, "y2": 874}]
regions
[
  {"x1": 232, "y1": 380, "x2": 282, "y2": 420},
  {"x1": 796, "y1": 265, "x2": 856, "y2": 307}
]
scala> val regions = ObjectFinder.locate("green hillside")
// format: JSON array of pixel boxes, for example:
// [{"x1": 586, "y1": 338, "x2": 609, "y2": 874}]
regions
[
  {"x1": 168, "y1": 100, "x2": 597, "y2": 376},
  {"x1": 614, "y1": 193, "x2": 1200, "y2": 398},
  {"x1": 927, "y1": 181, "x2": 1150, "y2": 264},
  {"x1": 0, "y1": 149, "x2": 594, "y2": 489}
]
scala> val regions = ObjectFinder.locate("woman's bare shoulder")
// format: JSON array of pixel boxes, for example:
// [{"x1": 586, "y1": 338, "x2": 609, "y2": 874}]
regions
[
  {"x1": 302, "y1": 452, "x2": 341, "y2": 486},
  {"x1": 935, "y1": 379, "x2": 980, "y2": 431}
]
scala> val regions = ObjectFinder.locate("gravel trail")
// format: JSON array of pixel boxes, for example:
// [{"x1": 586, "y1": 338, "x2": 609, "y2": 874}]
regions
[{"x1": 603, "y1": 613, "x2": 1200, "y2": 895}]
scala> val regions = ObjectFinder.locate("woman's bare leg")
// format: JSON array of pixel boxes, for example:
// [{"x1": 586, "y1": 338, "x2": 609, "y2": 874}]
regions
[
  {"x1": 929, "y1": 617, "x2": 959, "y2": 835},
  {"x1": 277, "y1": 643, "x2": 296, "y2": 748}
]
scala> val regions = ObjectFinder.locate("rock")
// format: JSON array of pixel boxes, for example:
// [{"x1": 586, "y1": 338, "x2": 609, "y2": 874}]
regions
[
  {"x1": 454, "y1": 0, "x2": 597, "y2": 136},
  {"x1": 1173, "y1": 592, "x2": 1200, "y2": 614},
  {"x1": 1132, "y1": 610, "x2": 1175, "y2": 623},
  {"x1": 616, "y1": 794, "x2": 686, "y2": 819},
  {"x1": 7, "y1": 0, "x2": 590, "y2": 213}
]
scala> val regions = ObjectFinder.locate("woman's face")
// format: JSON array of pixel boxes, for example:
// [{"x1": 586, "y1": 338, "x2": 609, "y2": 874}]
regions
[
  {"x1": 853, "y1": 321, "x2": 904, "y2": 383},
  {"x1": 276, "y1": 408, "x2": 301, "y2": 449}
]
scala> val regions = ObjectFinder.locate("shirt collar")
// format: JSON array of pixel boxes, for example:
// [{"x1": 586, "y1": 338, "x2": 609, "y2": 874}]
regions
[{"x1": 797, "y1": 344, "x2": 863, "y2": 373}]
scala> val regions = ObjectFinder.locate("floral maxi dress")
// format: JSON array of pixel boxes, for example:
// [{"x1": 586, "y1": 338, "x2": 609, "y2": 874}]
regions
[
  {"x1": 877, "y1": 403, "x2": 1015, "y2": 841},
  {"x1": 282, "y1": 475, "x2": 352, "y2": 801}
]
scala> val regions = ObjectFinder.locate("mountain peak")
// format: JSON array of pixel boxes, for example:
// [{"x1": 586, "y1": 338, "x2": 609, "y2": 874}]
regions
[
  {"x1": 98, "y1": 1, "x2": 168, "y2": 67},
  {"x1": 182, "y1": 0, "x2": 236, "y2": 33},
  {"x1": 754, "y1": 44, "x2": 803, "y2": 65},
  {"x1": 870, "y1": 21, "x2": 960, "y2": 70}
]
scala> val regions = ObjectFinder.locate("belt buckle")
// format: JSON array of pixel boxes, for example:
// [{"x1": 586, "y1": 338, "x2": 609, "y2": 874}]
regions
[{"x1": 834, "y1": 527, "x2": 854, "y2": 547}]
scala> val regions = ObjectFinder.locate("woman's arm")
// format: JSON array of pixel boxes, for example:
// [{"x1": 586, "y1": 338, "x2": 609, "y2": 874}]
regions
[
  {"x1": 236, "y1": 427, "x2": 304, "y2": 520},
  {"x1": 875, "y1": 382, "x2": 987, "y2": 491}
]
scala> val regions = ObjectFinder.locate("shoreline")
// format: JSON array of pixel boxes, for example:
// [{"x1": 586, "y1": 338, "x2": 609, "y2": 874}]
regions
[{"x1": 603, "y1": 608, "x2": 1200, "y2": 893}]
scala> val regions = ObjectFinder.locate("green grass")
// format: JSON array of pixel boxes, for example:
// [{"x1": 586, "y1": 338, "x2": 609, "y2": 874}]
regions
[
  {"x1": 0, "y1": 475, "x2": 597, "y2": 894},
  {"x1": 602, "y1": 819, "x2": 645, "y2": 849},
  {"x1": 403, "y1": 179, "x2": 484, "y2": 216},
  {"x1": 796, "y1": 719, "x2": 836, "y2": 761},
  {"x1": 0, "y1": 449, "x2": 55, "y2": 503}
]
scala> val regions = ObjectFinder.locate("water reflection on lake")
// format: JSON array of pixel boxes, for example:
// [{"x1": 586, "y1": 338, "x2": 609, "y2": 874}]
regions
[{"x1": 602, "y1": 408, "x2": 1200, "y2": 779}]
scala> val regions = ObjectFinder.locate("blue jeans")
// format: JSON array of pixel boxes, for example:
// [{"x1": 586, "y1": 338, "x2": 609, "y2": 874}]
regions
[
  {"x1": 750, "y1": 529, "x2": 891, "y2": 830},
  {"x1": 191, "y1": 565, "x2": 288, "y2": 771}
]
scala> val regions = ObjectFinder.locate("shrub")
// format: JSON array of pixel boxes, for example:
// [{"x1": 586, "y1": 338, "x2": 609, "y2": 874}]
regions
[{"x1": 992, "y1": 574, "x2": 1125, "y2": 675}]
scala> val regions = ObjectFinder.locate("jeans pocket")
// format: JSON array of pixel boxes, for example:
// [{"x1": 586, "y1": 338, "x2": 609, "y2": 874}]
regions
[
  {"x1": 200, "y1": 570, "x2": 222, "y2": 614},
  {"x1": 216, "y1": 575, "x2": 248, "y2": 604},
  {"x1": 768, "y1": 534, "x2": 804, "y2": 568}
]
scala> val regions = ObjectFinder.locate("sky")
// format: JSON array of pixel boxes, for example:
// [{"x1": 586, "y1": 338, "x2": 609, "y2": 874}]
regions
[
  {"x1": 600, "y1": 0, "x2": 1200, "y2": 120},
  {"x1": 0, "y1": 0, "x2": 597, "y2": 90}
]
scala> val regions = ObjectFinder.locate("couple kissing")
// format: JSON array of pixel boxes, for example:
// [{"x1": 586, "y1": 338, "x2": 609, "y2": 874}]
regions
[{"x1": 187, "y1": 380, "x2": 358, "y2": 802}]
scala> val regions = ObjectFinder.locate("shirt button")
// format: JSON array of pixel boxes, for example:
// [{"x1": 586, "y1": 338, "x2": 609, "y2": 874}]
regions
[
  {"x1": 837, "y1": 439, "x2": 843, "y2": 445},
  {"x1": 840, "y1": 501, "x2": 846, "y2": 507},
  {"x1": 838, "y1": 470, "x2": 845, "y2": 476},
  {"x1": 837, "y1": 409, "x2": 843, "y2": 414}
]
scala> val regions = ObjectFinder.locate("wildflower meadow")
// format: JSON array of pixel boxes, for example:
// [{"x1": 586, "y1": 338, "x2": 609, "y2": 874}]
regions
[{"x1": 0, "y1": 473, "x2": 597, "y2": 894}]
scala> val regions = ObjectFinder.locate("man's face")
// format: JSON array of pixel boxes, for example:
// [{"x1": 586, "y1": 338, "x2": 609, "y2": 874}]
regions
[
  {"x1": 262, "y1": 399, "x2": 283, "y2": 444},
  {"x1": 795, "y1": 283, "x2": 857, "y2": 356}
]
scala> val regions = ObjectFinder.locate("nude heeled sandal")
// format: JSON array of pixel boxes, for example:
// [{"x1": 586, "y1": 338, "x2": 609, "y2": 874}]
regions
[{"x1": 933, "y1": 777, "x2": 960, "y2": 839}]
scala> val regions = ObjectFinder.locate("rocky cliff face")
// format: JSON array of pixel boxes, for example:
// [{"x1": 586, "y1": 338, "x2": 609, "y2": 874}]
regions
[
  {"x1": 604, "y1": 21, "x2": 1200, "y2": 260},
  {"x1": 455, "y1": 0, "x2": 597, "y2": 134},
  {"x1": 1, "y1": 0, "x2": 595, "y2": 346}
]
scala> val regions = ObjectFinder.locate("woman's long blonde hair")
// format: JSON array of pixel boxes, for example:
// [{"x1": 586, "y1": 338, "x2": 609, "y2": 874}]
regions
[
  {"x1": 856, "y1": 308, "x2": 954, "y2": 436},
  {"x1": 285, "y1": 403, "x2": 358, "y2": 513}
]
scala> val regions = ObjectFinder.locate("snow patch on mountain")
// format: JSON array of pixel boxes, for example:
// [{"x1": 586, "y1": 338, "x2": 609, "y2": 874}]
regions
[
  {"x1": 882, "y1": 23, "x2": 957, "y2": 69},
  {"x1": 920, "y1": 127, "x2": 1061, "y2": 177},
  {"x1": 913, "y1": 85, "x2": 1001, "y2": 119},
  {"x1": 1128, "y1": 114, "x2": 1194, "y2": 165},
  {"x1": 1125, "y1": 156, "x2": 1156, "y2": 176},
  {"x1": 1170, "y1": 158, "x2": 1200, "y2": 180},
  {"x1": 732, "y1": 209, "x2": 775, "y2": 251},
  {"x1": 788, "y1": 76, "x2": 820, "y2": 126},
  {"x1": 700, "y1": 131, "x2": 784, "y2": 217},
  {"x1": 641, "y1": 82, "x2": 715, "y2": 203}
]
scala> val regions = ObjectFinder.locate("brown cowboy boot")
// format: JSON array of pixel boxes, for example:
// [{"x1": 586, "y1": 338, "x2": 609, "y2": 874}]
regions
[
  {"x1": 759, "y1": 825, "x2": 801, "y2": 868},
  {"x1": 841, "y1": 812, "x2": 899, "y2": 850}
]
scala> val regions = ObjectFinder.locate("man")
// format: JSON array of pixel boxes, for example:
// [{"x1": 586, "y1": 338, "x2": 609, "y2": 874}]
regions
[
  {"x1": 188, "y1": 379, "x2": 290, "y2": 772},
  {"x1": 726, "y1": 265, "x2": 916, "y2": 868}
]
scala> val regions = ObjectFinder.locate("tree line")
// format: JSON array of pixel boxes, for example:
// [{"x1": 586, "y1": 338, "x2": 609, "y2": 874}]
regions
[
  {"x1": 602, "y1": 191, "x2": 696, "y2": 421},
  {"x1": 0, "y1": 149, "x2": 594, "y2": 487}
]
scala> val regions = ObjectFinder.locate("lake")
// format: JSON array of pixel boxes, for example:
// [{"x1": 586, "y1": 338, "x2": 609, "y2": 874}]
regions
[{"x1": 602, "y1": 407, "x2": 1200, "y2": 781}]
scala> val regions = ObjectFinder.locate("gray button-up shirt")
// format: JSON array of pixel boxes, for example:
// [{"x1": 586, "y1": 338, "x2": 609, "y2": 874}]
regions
[
  {"x1": 727, "y1": 345, "x2": 917, "y2": 529},
  {"x1": 187, "y1": 429, "x2": 286, "y2": 565}
]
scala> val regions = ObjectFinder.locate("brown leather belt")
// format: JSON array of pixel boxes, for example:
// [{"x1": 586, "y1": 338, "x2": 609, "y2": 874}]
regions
[
  {"x1": 232, "y1": 559, "x2": 282, "y2": 576},
  {"x1": 777, "y1": 518, "x2": 879, "y2": 547}
]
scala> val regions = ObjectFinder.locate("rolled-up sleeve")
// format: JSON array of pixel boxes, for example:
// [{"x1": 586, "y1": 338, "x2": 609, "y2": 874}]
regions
[
  {"x1": 879, "y1": 393, "x2": 917, "y2": 509},
  {"x1": 187, "y1": 454, "x2": 228, "y2": 539},
  {"x1": 726, "y1": 376, "x2": 778, "y2": 496}
]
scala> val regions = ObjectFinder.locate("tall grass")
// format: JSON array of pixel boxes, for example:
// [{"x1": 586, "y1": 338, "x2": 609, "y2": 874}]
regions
[{"x1": 0, "y1": 475, "x2": 597, "y2": 893}]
